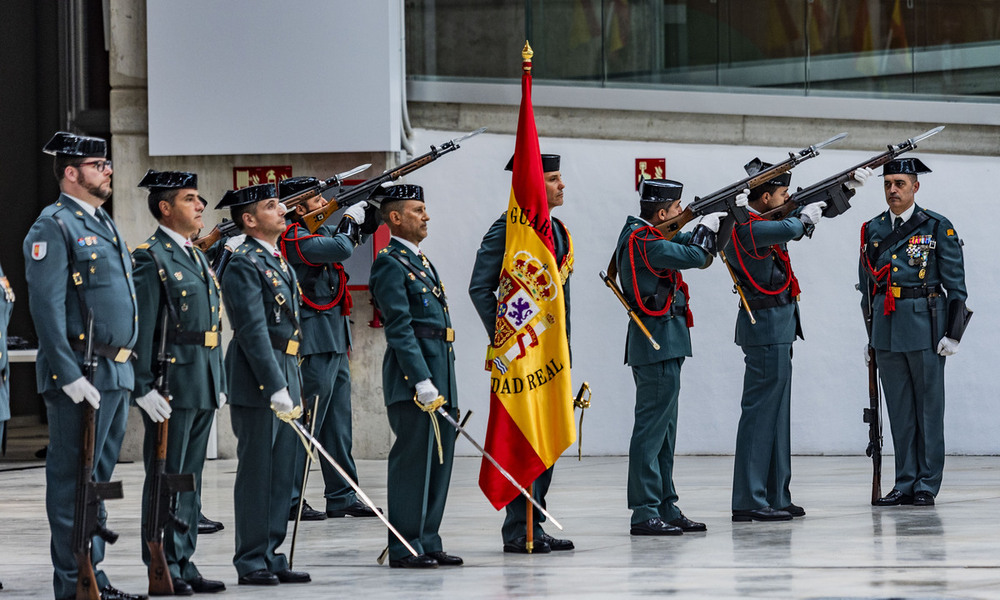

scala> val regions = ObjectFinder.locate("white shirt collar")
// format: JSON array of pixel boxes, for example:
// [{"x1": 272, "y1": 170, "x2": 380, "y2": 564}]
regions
[
  {"x1": 64, "y1": 194, "x2": 97, "y2": 218},
  {"x1": 391, "y1": 235, "x2": 421, "y2": 255},
  {"x1": 159, "y1": 225, "x2": 192, "y2": 249},
  {"x1": 889, "y1": 204, "x2": 916, "y2": 224}
]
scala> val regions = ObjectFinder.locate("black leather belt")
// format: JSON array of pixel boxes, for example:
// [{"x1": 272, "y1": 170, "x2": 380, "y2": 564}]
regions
[
  {"x1": 413, "y1": 326, "x2": 455, "y2": 342},
  {"x1": 874, "y1": 284, "x2": 943, "y2": 299},
  {"x1": 69, "y1": 339, "x2": 135, "y2": 363},
  {"x1": 746, "y1": 290, "x2": 794, "y2": 311},
  {"x1": 639, "y1": 298, "x2": 687, "y2": 317},
  {"x1": 269, "y1": 332, "x2": 300, "y2": 356},
  {"x1": 168, "y1": 330, "x2": 220, "y2": 348}
]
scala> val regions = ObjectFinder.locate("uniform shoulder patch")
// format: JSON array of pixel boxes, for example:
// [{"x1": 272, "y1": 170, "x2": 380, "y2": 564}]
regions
[
  {"x1": 31, "y1": 241, "x2": 48, "y2": 260},
  {"x1": 947, "y1": 228, "x2": 955, "y2": 236}
]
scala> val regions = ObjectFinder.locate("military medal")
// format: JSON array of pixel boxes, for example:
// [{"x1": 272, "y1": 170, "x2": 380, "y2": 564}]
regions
[
  {"x1": 919, "y1": 268, "x2": 926, "y2": 279},
  {"x1": 181, "y1": 302, "x2": 189, "y2": 312},
  {"x1": 174, "y1": 271, "x2": 183, "y2": 280},
  {"x1": 273, "y1": 306, "x2": 282, "y2": 323},
  {"x1": 1, "y1": 277, "x2": 14, "y2": 302}
]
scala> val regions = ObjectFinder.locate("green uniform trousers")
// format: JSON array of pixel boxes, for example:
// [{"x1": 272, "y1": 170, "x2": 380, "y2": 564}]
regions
[
  {"x1": 628, "y1": 358, "x2": 684, "y2": 524},
  {"x1": 291, "y1": 351, "x2": 359, "y2": 511},
  {"x1": 732, "y1": 343, "x2": 793, "y2": 511},
  {"x1": 386, "y1": 401, "x2": 456, "y2": 561},
  {"x1": 231, "y1": 405, "x2": 297, "y2": 576},
  {"x1": 876, "y1": 348, "x2": 946, "y2": 496},
  {"x1": 139, "y1": 407, "x2": 215, "y2": 580},
  {"x1": 502, "y1": 467, "x2": 553, "y2": 543},
  {"x1": 44, "y1": 388, "x2": 128, "y2": 599}
]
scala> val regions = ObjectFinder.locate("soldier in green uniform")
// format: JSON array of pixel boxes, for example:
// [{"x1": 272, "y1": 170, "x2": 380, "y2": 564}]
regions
[
  {"x1": 615, "y1": 179, "x2": 721, "y2": 536},
  {"x1": 23, "y1": 132, "x2": 145, "y2": 600},
  {"x1": 278, "y1": 177, "x2": 379, "y2": 521},
  {"x1": 217, "y1": 184, "x2": 311, "y2": 586},
  {"x1": 0, "y1": 261, "x2": 12, "y2": 448},
  {"x1": 369, "y1": 184, "x2": 462, "y2": 569},
  {"x1": 132, "y1": 170, "x2": 227, "y2": 594},
  {"x1": 468, "y1": 153, "x2": 574, "y2": 554},
  {"x1": 859, "y1": 158, "x2": 969, "y2": 507}
]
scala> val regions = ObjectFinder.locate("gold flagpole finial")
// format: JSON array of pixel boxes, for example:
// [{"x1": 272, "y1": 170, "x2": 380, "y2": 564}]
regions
[{"x1": 522, "y1": 41, "x2": 533, "y2": 72}]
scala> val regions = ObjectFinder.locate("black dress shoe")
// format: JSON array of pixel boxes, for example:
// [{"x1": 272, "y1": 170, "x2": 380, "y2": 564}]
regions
[
  {"x1": 426, "y1": 551, "x2": 464, "y2": 566},
  {"x1": 875, "y1": 489, "x2": 914, "y2": 506},
  {"x1": 274, "y1": 569, "x2": 311, "y2": 583},
  {"x1": 780, "y1": 503, "x2": 806, "y2": 517},
  {"x1": 732, "y1": 507, "x2": 793, "y2": 522},
  {"x1": 913, "y1": 491, "x2": 936, "y2": 506},
  {"x1": 198, "y1": 515, "x2": 224, "y2": 535},
  {"x1": 171, "y1": 578, "x2": 194, "y2": 596},
  {"x1": 538, "y1": 532, "x2": 575, "y2": 551},
  {"x1": 289, "y1": 501, "x2": 327, "y2": 521},
  {"x1": 630, "y1": 517, "x2": 683, "y2": 536},
  {"x1": 237, "y1": 569, "x2": 278, "y2": 586},
  {"x1": 100, "y1": 585, "x2": 148, "y2": 600},
  {"x1": 503, "y1": 535, "x2": 552, "y2": 553},
  {"x1": 327, "y1": 499, "x2": 381, "y2": 518},
  {"x1": 186, "y1": 576, "x2": 226, "y2": 594},
  {"x1": 668, "y1": 513, "x2": 707, "y2": 532},
  {"x1": 389, "y1": 554, "x2": 439, "y2": 569}
]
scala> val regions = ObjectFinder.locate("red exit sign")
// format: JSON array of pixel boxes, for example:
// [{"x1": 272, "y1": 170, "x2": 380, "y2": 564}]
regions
[{"x1": 635, "y1": 158, "x2": 666, "y2": 190}]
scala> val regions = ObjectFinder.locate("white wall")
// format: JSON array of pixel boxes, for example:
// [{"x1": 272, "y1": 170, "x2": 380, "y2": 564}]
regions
[{"x1": 409, "y1": 127, "x2": 998, "y2": 456}]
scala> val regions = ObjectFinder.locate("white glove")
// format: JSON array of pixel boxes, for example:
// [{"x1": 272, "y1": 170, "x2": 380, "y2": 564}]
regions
[
  {"x1": 415, "y1": 379, "x2": 439, "y2": 407},
  {"x1": 344, "y1": 201, "x2": 367, "y2": 225},
  {"x1": 799, "y1": 202, "x2": 827, "y2": 226},
  {"x1": 270, "y1": 388, "x2": 294, "y2": 413},
  {"x1": 224, "y1": 233, "x2": 246, "y2": 252},
  {"x1": 845, "y1": 167, "x2": 876, "y2": 191},
  {"x1": 136, "y1": 390, "x2": 172, "y2": 423},
  {"x1": 219, "y1": 392, "x2": 227, "y2": 408},
  {"x1": 864, "y1": 344, "x2": 872, "y2": 367},
  {"x1": 735, "y1": 189, "x2": 750, "y2": 208},
  {"x1": 697, "y1": 211, "x2": 727, "y2": 233},
  {"x1": 62, "y1": 376, "x2": 101, "y2": 409},
  {"x1": 936, "y1": 337, "x2": 959, "y2": 356}
]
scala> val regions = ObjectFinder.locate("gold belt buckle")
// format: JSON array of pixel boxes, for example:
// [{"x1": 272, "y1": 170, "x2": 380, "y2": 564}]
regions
[
  {"x1": 204, "y1": 331, "x2": 219, "y2": 348},
  {"x1": 275, "y1": 293, "x2": 286, "y2": 306},
  {"x1": 444, "y1": 328, "x2": 455, "y2": 343},
  {"x1": 114, "y1": 348, "x2": 132, "y2": 363},
  {"x1": 72, "y1": 272, "x2": 83, "y2": 286},
  {"x1": 890, "y1": 285, "x2": 901, "y2": 298},
  {"x1": 285, "y1": 339, "x2": 300, "y2": 355}
]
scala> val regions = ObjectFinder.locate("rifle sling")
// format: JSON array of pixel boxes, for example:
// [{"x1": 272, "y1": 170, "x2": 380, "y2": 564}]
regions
[
  {"x1": 865, "y1": 211, "x2": 930, "y2": 265},
  {"x1": 246, "y1": 254, "x2": 302, "y2": 336},
  {"x1": 387, "y1": 250, "x2": 448, "y2": 308}
]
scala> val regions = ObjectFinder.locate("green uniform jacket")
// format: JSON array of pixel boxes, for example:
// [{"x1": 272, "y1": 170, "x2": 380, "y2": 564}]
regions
[
  {"x1": 132, "y1": 228, "x2": 226, "y2": 409},
  {"x1": 22, "y1": 195, "x2": 138, "y2": 392},
  {"x1": 280, "y1": 221, "x2": 354, "y2": 355},
  {"x1": 221, "y1": 238, "x2": 302, "y2": 405},
  {"x1": 614, "y1": 216, "x2": 709, "y2": 366},
  {"x1": 722, "y1": 214, "x2": 807, "y2": 346},
  {"x1": 469, "y1": 212, "x2": 572, "y2": 341},
  {"x1": 859, "y1": 205, "x2": 967, "y2": 352},
  {"x1": 369, "y1": 239, "x2": 457, "y2": 407},
  {"x1": 0, "y1": 262, "x2": 12, "y2": 424}
]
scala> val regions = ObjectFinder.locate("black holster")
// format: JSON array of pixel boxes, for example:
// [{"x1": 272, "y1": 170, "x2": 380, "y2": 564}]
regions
[{"x1": 945, "y1": 298, "x2": 973, "y2": 342}]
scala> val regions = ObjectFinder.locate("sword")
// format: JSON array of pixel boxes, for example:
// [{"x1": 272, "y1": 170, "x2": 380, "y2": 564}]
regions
[
  {"x1": 284, "y1": 417, "x2": 419, "y2": 557},
  {"x1": 434, "y1": 404, "x2": 564, "y2": 531},
  {"x1": 288, "y1": 395, "x2": 320, "y2": 569}
]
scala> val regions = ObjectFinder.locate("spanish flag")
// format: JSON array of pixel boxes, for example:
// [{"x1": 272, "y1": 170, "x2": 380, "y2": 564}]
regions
[{"x1": 478, "y1": 42, "x2": 576, "y2": 510}]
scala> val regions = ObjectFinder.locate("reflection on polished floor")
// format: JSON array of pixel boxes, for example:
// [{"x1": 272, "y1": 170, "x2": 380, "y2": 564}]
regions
[{"x1": 2, "y1": 455, "x2": 999, "y2": 599}]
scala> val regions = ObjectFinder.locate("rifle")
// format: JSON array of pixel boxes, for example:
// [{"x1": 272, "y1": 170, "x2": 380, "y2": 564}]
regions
[
  {"x1": 760, "y1": 126, "x2": 945, "y2": 222},
  {"x1": 73, "y1": 310, "x2": 124, "y2": 600},
  {"x1": 600, "y1": 270, "x2": 660, "y2": 351},
  {"x1": 861, "y1": 288, "x2": 882, "y2": 505},
  {"x1": 191, "y1": 218, "x2": 240, "y2": 253},
  {"x1": 144, "y1": 311, "x2": 195, "y2": 596},
  {"x1": 654, "y1": 133, "x2": 847, "y2": 250},
  {"x1": 300, "y1": 127, "x2": 487, "y2": 233}
]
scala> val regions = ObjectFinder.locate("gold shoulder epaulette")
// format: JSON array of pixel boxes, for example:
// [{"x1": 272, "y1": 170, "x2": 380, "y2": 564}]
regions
[{"x1": 136, "y1": 243, "x2": 150, "y2": 250}]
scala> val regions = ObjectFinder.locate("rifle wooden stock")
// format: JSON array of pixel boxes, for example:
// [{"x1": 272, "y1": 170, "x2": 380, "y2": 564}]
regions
[
  {"x1": 654, "y1": 206, "x2": 696, "y2": 241},
  {"x1": 719, "y1": 252, "x2": 755, "y2": 325},
  {"x1": 864, "y1": 347, "x2": 882, "y2": 505},
  {"x1": 192, "y1": 219, "x2": 239, "y2": 252}
]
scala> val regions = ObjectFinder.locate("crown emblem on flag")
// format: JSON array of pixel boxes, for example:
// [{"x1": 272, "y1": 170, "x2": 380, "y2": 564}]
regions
[{"x1": 510, "y1": 251, "x2": 556, "y2": 301}]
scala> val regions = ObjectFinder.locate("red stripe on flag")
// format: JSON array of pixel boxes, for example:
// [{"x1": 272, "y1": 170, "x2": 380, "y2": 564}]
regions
[
  {"x1": 478, "y1": 393, "x2": 547, "y2": 510},
  {"x1": 509, "y1": 69, "x2": 556, "y2": 258}
]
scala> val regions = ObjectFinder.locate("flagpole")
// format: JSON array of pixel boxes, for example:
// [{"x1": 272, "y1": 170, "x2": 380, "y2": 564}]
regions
[{"x1": 526, "y1": 483, "x2": 534, "y2": 553}]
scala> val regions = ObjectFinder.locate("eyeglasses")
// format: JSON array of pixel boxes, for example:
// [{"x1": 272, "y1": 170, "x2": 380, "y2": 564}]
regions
[{"x1": 77, "y1": 160, "x2": 113, "y2": 172}]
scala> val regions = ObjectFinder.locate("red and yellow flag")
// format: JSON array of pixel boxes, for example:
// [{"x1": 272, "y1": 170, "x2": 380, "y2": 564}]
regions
[{"x1": 478, "y1": 42, "x2": 576, "y2": 510}]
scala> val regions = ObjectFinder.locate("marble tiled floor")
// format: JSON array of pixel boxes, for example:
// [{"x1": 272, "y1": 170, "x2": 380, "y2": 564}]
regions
[{"x1": 2, "y1": 455, "x2": 999, "y2": 599}]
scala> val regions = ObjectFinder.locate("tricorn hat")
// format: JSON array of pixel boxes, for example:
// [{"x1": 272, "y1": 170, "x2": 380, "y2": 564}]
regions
[
  {"x1": 373, "y1": 184, "x2": 424, "y2": 203},
  {"x1": 278, "y1": 176, "x2": 319, "y2": 199},
  {"x1": 744, "y1": 158, "x2": 791, "y2": 187},
  {"x1": 504, "y1": 153, "x2": 560, "y2": 173},
  {"x1": 42, "y1": 131, "x2": 107, "y2": 158},
  {"x1": 639, "y1": 179, "x2": 683, "y2": 202},
  {"x1": 137, "y1": 169, "x2": 197, "y2": 191},
  {"x1": 214, "y1": 184, "x2": 277, "y2": 209},
  {"x1": 882, "y1": 158, "x2": 931, "y2": 176}
]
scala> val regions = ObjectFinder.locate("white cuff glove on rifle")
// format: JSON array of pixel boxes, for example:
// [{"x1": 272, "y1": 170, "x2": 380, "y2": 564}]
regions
[
  {"x1": 63, "y1": 376, "x2": 101, "y2": 410},
  {"x1": 224, "y1": 234, "x2": 246, "y2": 252},
  {"x1": 845, "y1": 167, "x2": 876, "y2": 190},
  {"x1": 735, "y1": 189, "x2": 750, "y2": 208},
  {"x1": 799, "y1": 202, "x2": 827, "y2": 226},
  {"x1": 415, "y1": 379, "x2": 439, "y2": 407},
  {"x1": 936, "y1": 337, "x2": 959, "y2": 357},
  {"x1": 344, "y1": 201, "x2": 367, "y2": 225},
  {"x1": 696, "y1": 211, "x2": 727, "y2": 233},
  {"x1": 136, "y1": 389, "x2": 172, "y2": 423},
  {"x1": 270, "y1": 388, "x2": 294, "y2": 414}
]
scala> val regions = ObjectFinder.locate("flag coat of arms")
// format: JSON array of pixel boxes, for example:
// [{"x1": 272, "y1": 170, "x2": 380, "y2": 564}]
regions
[{"x1": 478, "y1": 42, "x2": 576, "y2": 510}]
